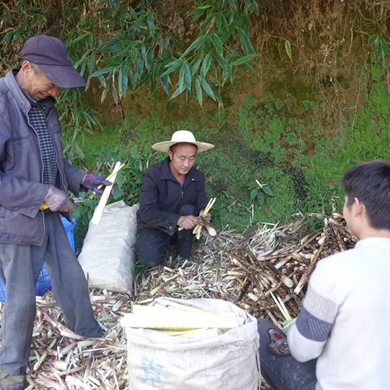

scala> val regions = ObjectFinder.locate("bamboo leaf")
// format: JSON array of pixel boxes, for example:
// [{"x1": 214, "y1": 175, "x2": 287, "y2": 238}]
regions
[
  {"x1": 118, "y1": 67, "x2": 128, "y2": 97},
  {"x1": 242, "y1": 61, "x2": 258, "y2": 75},
  {"x1": 285, "y1": 40, "x2": 292, "y2": 60},
  {"x1": 191, "y1": 58, "x2": 202, "y2": 76},
  {"x1": 178, "y1": 64, "x2": 186, "y2": 91},
  {"x1": 146, "y1": 50, "x2": 154, "y2": 71},
  {"x1": 199, "y1": 78, "x2": 216, "y2": 101},
  {"x1": 134, "y1": 58, "x2": 144, "y2": 81},
  {"x1": 101, "y1": 57, "x2": 122, "y2": 66},
  {"x1": 181, "y1": 36, "x2": 205, "y2": 57},
  {"x1": 208, "y1": 82, "x2": 224, "y2": 106},
  {"x1": 211, "y1": 33, "x2": 223, "y2": 56},
  {"x1": 227, "y1": 0, "x2": 238, "y2": 12},
  {"x1": 381, "y1": 36, "x2": 390, "y2": 54},
  {"x1": 171, "y1": 82, "x2": 186, "y2": 99},
  {"x1": 229, "y1": 63, "x2": 235, "y2": 84},
  {"x1": 90, "y1": 65, "x2": 117, "y2": 77},
  {"x1": 160, "y1": 59, "x2": 184, "y2": 78},
  {"x1": 231, "y1": 53, "x2": 257, "y2": 66},
  {"x1": 159, "y1": 76, "x2": 170, "y2": 96},
  {"x1": 212, "y1": 50, "x2": 227, "y2": 68},
  {"x1": 137, "y1": 70, "x2": 150, "y2": 89},
  {"x1": 237, "y1": 27, "x2": 254, "y2": 54},
  {"x1": 219, "y1": 17, "x2": 241, "y2": 43},
  {"x1": 195, "y1": 77, "x2": 203, "y2": 107},
  {"x1": 146, "y1": 13, "x2": 155, "y2": 34},
  {"x1": 184, "y1": 63, "x2": 192, "y2": 90},
  {"x1": 200, "y1": 53, "x2": 212, "y2": 78}
]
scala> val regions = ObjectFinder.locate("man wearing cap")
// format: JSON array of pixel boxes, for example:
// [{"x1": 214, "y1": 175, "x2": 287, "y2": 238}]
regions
[
  {"x1": 136, "y1": 130, "x2": 214, "y2": 267},
  {"x1": 0, "y1": 35, "x2": 112, "y2": 389}
]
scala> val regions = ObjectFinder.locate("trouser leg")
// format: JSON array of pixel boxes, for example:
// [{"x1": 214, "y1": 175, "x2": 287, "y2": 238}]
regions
[
  {"x1": 257, "y1": 319, "x2": 317, "y2": 390},
  {"x1": 0, "y1": 244, "x2": 40, "y2": 375},
  {"x1": 44, "y1": 213, "x2": 103, "y2": 337},
  {"x1": 176, "y1": 204, "x2": 197, "y2": 259},
  {"x1": 135, "y1": 228, "x2": 171, "y2": 267}
]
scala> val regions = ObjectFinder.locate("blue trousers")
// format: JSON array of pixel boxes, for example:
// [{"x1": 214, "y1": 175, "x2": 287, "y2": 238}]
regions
[
  {"x1": 136, "y1": 204, "x2": 197, "y2": 267},
  {"x1": 0, "y1": 212, "x2": 102, "y2": 375},
  {"x1": 257, "y1": 319, "x2": 317, "y2": 390}
]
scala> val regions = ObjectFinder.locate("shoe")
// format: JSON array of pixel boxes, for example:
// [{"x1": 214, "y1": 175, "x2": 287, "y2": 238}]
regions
[{"x1": 0, "y1": 369, "x2": 27, "y2": 390}]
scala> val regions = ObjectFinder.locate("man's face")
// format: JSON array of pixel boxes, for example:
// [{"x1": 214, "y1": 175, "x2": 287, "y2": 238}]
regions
[
  {"x1": 23, "y1": 62, "x2": 59, "y2": 101},
  {"x1": 168, "y1": 143, "x2": 197, "y2": 177}
]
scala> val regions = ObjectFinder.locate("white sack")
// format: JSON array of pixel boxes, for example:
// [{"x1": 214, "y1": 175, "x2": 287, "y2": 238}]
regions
[
  {"x1": 124, "y1": 297, "x2": 261, "y2": 390},
  {"x1": 78, "y1": 201, "x2": 138, "y2": 293}
]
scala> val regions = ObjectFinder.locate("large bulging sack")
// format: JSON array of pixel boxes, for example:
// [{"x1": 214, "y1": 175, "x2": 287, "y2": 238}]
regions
[
  {"x1": 123, "y1": 297, "x2": 261, "y2": 390},
  {"x1": 78, "y1": 201, "x2": 138, "y2": 293}
]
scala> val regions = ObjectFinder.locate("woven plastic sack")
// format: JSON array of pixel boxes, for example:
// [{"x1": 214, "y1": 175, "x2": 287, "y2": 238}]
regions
[
  {"x1": 78, "y1": 201, "x2": 138, "y2": 294},
  {"x1": 123, "y1": 297, "x2": 261, "y2": 390}
]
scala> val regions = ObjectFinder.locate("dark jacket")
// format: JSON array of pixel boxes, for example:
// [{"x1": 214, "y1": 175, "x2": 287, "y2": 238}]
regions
[
  {"x1": 137, "y1": 157, "x2": 208, "y2": 235},
  {"x1": 0, "y1": 70, "x2": 85, "y2": 245}
]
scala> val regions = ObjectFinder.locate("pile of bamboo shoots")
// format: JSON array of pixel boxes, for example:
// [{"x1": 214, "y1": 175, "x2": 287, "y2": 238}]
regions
[
  {"x1": 134, "y1": 213, "x2": 357, "y2": 329},
  {"x1": 0, "y1": 212, "x2": 357, "y2": 389}
]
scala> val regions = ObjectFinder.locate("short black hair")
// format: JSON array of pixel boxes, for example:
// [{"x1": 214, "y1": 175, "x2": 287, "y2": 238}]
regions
[
  {"x1": 169, "y1": 143, "x2": 198, "y2": 154},
  {"x1": 341, "y1": 160, "x2": 390, "y2": 229}
]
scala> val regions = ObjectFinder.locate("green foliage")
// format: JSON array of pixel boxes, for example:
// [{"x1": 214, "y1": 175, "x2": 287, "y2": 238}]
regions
[
  {"x1": 1, "y1": 0, "x2": 259, "y2": 139},
  {"x1": 247, "y1": 180, "x2": 274, "y2": 206},
  {"x1": 0, "y1": 2, "x2": 48, "y2": 70},
  {"x1": 5, "y1": 4, "x2": 390, "y2": 240},
  {"x1": 87, "y1": 0, "x2": 259, "y2": 107}
]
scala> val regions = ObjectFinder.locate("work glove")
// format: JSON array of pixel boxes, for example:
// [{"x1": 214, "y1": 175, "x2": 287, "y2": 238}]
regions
[
  {"x1": 82, "y1": 173, "x2": 114, "y2": 195},
  {"x1": 44, "y1": 186, "x2": 75, "y2": 212}
]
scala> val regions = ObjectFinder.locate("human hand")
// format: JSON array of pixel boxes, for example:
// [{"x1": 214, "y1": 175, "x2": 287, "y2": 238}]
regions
[
  {"x1": 198, "y1": 211, "x2": 211, "y2": 225},
  {"x1": 82, "y1": 173, "x2": 114, "y2": 195},
  {"x1": 44, "y1": 186, "x2": 75, "y2": 212},
  {"x1": 177, "y1": 215, "x2": 199, "y2": 230}
]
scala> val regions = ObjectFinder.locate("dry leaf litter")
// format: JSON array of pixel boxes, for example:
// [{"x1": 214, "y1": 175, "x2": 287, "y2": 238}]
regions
[{"x1": 0, "y1": 213, "x2": 357, "y2": 389}]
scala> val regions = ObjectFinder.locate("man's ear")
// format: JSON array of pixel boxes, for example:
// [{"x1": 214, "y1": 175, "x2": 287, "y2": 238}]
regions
[
  {"x1": 20, "y1": 61, "x2": 31, "y2": 76},
  {"x1": 353, "y1": 197, "x2": 365, "y2": 217},
  {"x1": 168, "y1": 150, "x2": 172, "y2": 160}
]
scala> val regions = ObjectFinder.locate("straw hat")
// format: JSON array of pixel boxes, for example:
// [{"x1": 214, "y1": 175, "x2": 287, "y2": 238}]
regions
[{"x1": 152, "y1": 130, "x2": 214, "y2": 153}]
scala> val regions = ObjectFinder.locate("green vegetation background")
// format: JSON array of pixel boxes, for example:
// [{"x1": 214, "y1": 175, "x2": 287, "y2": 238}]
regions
[{"x1": 2, "y1": 0, "x2": 390, "y2": 250}]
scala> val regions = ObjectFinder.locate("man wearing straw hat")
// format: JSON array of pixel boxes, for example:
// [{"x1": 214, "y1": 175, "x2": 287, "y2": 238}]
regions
[
  {"x1": 0, "y1": 35, "x2": 113, "y2": 389},
  {"x1": 136, "y1": 130, "x2": 214, "y2": 267}
]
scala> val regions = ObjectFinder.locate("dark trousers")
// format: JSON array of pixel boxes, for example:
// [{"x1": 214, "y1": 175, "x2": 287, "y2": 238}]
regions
[
  {"x1": 0, "y1": 212, "x2": 102, "y2": 376},
  {"x1": 136, "y1": 204, "x2": 197, "y2": 267},
  {"x1": 258, "y1": 319, "x2": 317, "y2": 390}
]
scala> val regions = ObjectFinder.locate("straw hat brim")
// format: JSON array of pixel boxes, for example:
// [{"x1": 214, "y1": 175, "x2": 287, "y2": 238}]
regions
[{"x1": 152, "y1": 140, "x2": 215, "y2": 153}]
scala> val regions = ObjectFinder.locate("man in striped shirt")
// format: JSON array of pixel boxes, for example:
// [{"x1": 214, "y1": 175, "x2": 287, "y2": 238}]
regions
[{"x1": 258, "y1": 160, "x2": 390, "y2": 390}]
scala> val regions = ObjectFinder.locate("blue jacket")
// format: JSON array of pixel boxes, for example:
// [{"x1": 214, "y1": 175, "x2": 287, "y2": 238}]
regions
[
  {"x1": 0, "y1": 70, "x2": 85, "y2": 245},
  {"x1": 136, "y1": 157, "x2": 208, "y2": 236}
]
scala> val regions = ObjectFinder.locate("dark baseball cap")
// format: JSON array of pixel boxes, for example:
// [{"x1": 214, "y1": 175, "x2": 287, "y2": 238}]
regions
[{"x1": 21, "y1": 35, "x2": 86, "y2": 88}]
